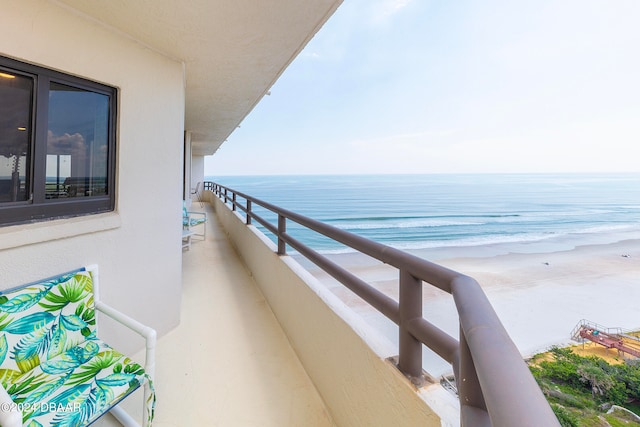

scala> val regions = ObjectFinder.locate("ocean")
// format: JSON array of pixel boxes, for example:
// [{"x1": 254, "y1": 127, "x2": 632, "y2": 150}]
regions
[
  {"x1": 208, "y1": 173, "x2": 640, "y2": 376},
  {"x1": 207, "y1": 173, "x2": 640, "y2": 256}
]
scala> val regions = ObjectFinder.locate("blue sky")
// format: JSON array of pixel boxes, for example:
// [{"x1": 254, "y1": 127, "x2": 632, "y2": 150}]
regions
[{"x1": 206, "y1": 0, "x2": 640, "y2": 176}]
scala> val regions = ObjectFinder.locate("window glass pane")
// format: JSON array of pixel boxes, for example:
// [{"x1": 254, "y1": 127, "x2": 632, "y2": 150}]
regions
[
  {"x1": 45, "y1": 154, "x2": 71, "y2": 198},
  {"x1": 47, "y1": 82, "x2": 109, "y2": 199},
  {"x1": 0, "y1": 71, "x2": 32, "y2": 203}
]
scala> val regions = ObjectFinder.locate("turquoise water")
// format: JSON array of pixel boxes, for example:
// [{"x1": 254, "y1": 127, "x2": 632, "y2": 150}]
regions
[{"x1": 208, "y1": 173, "x2": 640, "y2": 254}]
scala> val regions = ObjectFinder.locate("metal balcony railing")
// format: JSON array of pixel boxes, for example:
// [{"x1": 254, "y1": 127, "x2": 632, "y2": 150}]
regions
[{"x1": 208, "y1": 182, "x2": 560, "y2": 427}]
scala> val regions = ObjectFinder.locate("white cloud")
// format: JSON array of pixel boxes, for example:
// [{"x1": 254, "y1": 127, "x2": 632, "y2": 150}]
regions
[
  {"x1": 302, "y1": 52, "x2": 321, "y2": 60},
  {"x1": 386, "y1": 0, "x2": 412, "y2": 13},
  {"x1": 370, "y1": 0, "x2": 414, "y2": 24},
  {"x1": 47, "y1": 131, "x2": 85, "y2": 156}
]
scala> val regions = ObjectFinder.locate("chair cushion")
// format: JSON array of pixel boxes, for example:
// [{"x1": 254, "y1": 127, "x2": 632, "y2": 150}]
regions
[
  {"x1": 0, "y1": 270, "x2": 155, "y2": 426},
  {"x1": 188, "y1": 218, "x2": 206, "y2": 226},
  {"x1": 3, "y1": 339, "x2": 152, "y2": 426},
  {"x1": 0, "y1": 270, "x2": 96, "y2": 375}
]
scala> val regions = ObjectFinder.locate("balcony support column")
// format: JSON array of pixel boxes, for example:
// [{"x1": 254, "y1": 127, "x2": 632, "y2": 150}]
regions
[
  {"x1": 398, "y1": 270, "x2": 423, "y2": 384},
  {"x1": 278, "y1": 214, "x2": 286, "y2": 255},
  {"x1": 458, "y1": 324, "x2": 487, "y2": 425}
]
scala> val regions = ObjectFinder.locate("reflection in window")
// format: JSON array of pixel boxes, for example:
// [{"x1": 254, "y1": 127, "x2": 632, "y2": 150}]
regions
[
  {"x1": 47, "y1": 83, "x2": 109, "y2": 199},
  {"x1": 0, "y1": 55, "x2": 116, "y2": 226},
  {"x1": 45, "y1": 154, "x2": 71, "y2": 198},
  {"x1": 0, "y1": 72, "x2": 32, "y2": 203}
]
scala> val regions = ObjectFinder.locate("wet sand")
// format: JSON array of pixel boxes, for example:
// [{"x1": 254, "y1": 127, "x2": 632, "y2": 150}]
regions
[{"x1": 294, "y1": 235, "x2": 640, "y2": 377}]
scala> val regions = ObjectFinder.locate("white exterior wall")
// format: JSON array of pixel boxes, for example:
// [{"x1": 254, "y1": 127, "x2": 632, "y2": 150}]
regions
[
  {"x1": 0, "y1": 0, "x2": 185, "y2": 349},
  {"x1": 183, "y1": 131, "x2": 192, "y2": 203},
  {"x1": 191, "y1": 154, "x2": 205, "y2": 196}
]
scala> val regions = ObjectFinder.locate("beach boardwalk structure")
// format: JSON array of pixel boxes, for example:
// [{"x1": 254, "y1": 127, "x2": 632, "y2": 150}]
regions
[{"x1": 571, "y1": 319, "x2": 640, "y2": 359}]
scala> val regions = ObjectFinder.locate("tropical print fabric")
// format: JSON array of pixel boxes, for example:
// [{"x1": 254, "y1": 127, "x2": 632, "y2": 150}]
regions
[
  {"x1": 0, "y1": 269, "x2": 154, "y2": 426},
  {"x1": 182, "y1": 203, "x2": 206, "y2": 228}
]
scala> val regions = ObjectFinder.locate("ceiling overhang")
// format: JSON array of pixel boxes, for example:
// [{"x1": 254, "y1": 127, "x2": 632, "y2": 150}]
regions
[{"x1": 57, "y1": 0, "x2": 343, "y2": 156}]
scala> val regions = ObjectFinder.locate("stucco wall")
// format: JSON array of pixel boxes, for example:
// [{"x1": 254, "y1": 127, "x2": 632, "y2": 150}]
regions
[
  {"x1": 0, "y1": 0, "x2": 185, "y2": 349},
  {"x1": 212, "y1": 195, "x2": 444, "y2": 427},
  {"x1": 191, "y1": 155, "x2": 205, "y2": 196}
]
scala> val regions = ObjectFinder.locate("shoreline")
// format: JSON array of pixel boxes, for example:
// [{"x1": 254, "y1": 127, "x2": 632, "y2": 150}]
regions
[{"x1": 294, "y1": 234, "x2": 640, "y2": 377}]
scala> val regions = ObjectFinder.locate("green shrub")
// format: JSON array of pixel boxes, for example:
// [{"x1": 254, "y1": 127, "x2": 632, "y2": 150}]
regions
[
  {"x1": 531, "y1": 347, "x2": 640, "y2": 424},
  {"x1": 551, "y1": 405, "x2": 579, "y2": 427}
]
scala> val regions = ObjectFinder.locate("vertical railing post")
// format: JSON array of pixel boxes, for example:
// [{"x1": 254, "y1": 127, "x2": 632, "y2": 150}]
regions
[
  {"x1": 246, "y1": 200, "x2": 252, "y2": 225},
  {"x1": 398, "y1": 269, "x2": 423, "y2": 383},
  {"x1": 457, "y1": 324, "x2": 487, "y2": 425},
  {"x1": 224, "y1": 188, "x2": 228, "y2": 204},
  {"x1": 277, "y1": 214, "x2": 286, "y2": 255},
  {"x1": 232, "y1": 193, "x2": 237, "y2": 211}
]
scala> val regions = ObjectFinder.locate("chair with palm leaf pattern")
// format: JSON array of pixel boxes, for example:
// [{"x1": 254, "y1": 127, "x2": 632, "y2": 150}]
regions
[
  {"x1": 183, "y1": 201, "x2": 206, "y2": 240},
  {"x1": 0, "y1": 265, "x2": 155, "y2": 427}
]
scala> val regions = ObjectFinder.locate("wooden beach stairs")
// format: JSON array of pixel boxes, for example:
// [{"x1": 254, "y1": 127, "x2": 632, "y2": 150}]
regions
[{"x1": 571, "y1": 319, "x2": 640, "y2": 358}]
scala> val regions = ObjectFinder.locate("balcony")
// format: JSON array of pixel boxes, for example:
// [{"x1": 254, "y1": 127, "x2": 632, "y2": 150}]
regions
[
  {"x1": 94, "y1": 201, "x2": 337, "y2": 426},
  {"x1": 96, "y1": 187, "x2": 559, "y2": 426}
]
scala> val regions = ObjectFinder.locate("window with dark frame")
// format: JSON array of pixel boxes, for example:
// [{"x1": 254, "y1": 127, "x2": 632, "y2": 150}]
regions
[{"x1": 0, "y1": 56, "x2": 116, "y2": 226}]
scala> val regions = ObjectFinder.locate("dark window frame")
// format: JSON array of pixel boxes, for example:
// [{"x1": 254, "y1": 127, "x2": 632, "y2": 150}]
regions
[{"x1": 0, "y1": 55, "x2": 117, "y2": 226}]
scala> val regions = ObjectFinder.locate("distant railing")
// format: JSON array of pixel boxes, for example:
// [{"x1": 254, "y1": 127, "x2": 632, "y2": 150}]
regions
[{"x1": 208, "y1": 181, "x2": 560, "y2": 427}]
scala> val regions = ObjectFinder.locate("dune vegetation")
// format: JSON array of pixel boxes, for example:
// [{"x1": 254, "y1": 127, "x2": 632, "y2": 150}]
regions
[{"x1": 529, "y1": 347, "x2": 640, "y2": 426}]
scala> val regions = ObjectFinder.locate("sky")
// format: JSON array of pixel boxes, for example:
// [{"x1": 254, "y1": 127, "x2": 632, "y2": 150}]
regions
[{"x1": 205, "y1": 0, "x2": 640, "y2": 176}]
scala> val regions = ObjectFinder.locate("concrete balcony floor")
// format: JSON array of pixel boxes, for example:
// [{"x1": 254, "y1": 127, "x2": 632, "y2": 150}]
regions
[{"x1": 96, "y1": 202, "x2": 335, "y2": 426}]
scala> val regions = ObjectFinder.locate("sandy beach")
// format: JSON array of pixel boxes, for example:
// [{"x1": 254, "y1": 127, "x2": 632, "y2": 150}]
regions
[{"x1": 295, "y1": 231, "x2": 640, "y2": 377}]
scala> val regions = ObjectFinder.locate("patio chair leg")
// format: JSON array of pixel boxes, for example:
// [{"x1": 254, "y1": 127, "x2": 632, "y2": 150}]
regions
[{"x1": 109, "y1": 406, "x2": 140, "y2": 427}]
